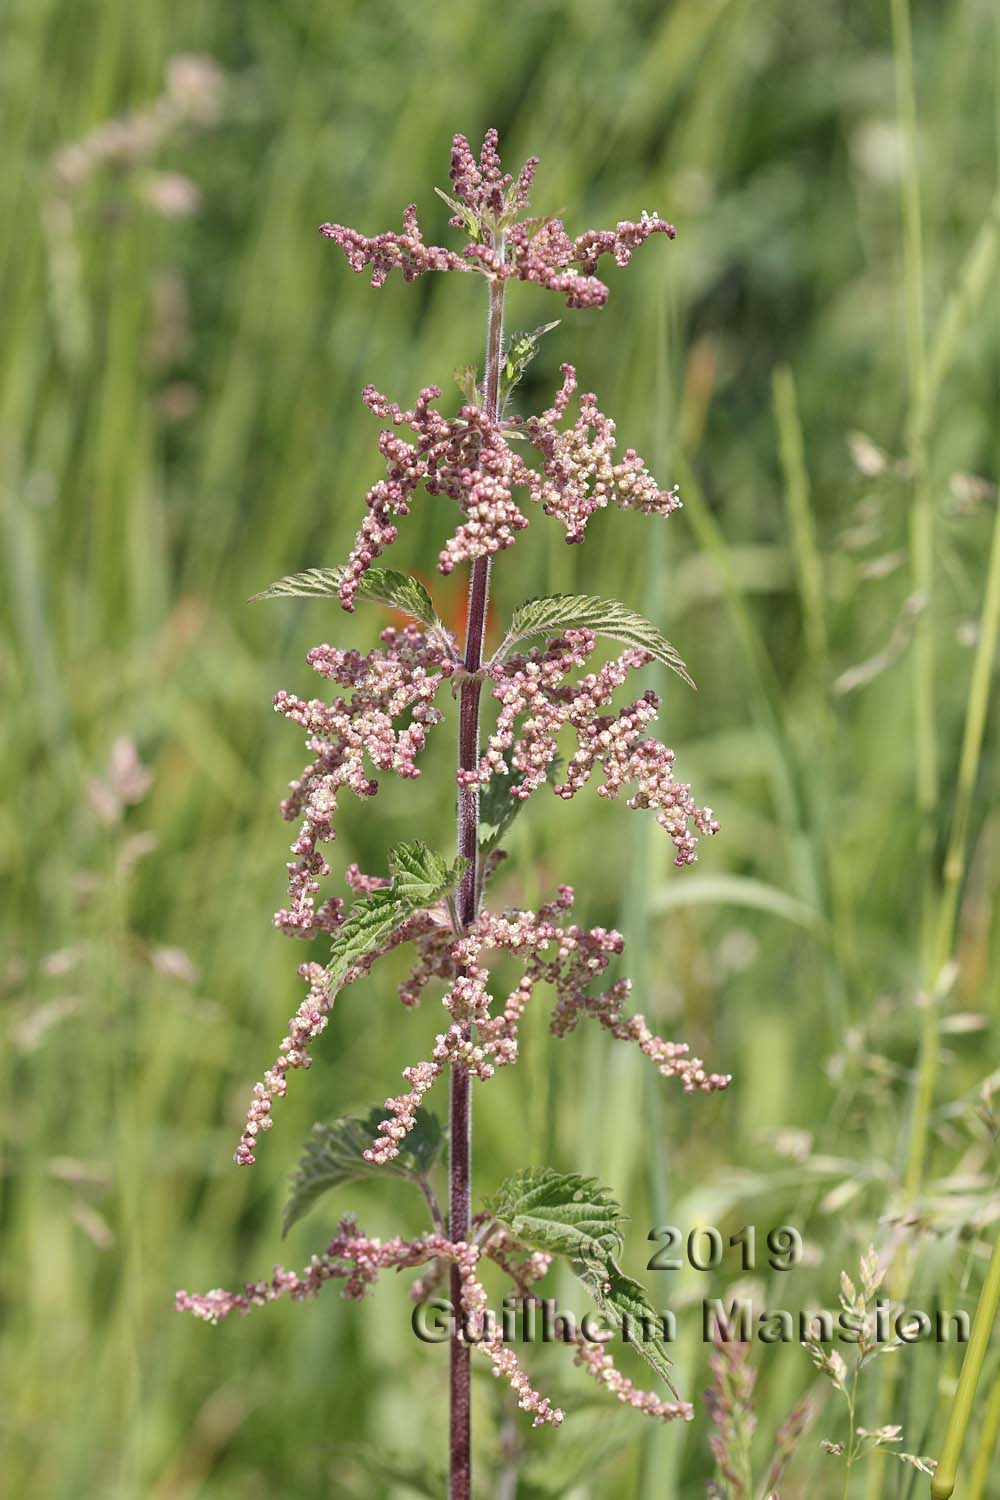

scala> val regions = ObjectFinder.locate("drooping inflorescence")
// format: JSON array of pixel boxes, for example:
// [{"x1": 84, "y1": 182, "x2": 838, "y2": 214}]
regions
[
  {"x1": 459, "y1": 628, "x2": 719, "y2": 866},
  {"x1": 175, "y1": 1212, "x2": 693, "y2": 1430},
  {"x1": 364, "y1": 884, "x2": 730, "y2": 1165},
  {"x1": 273, "y1": 624, "x2": 454, "y2": 937},
  {"x1": 180, "y1": 127, "x2": 728, "y2": 1461}
]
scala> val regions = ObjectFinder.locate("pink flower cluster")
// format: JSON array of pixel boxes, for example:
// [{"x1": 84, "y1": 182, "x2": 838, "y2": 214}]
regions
[
  {"x1": 451, "y1": 1238, "x2": 564, "y2": 1427},
  {"x1": 519, "y1": 364, "x2": 682, "y2": 542},
  {"x1": 187, "y1": 125, "x2": 728, "y2": 1461},
  {"x1": 319, "y1": 202, "x2": 468, "y2": 284},
  {"x1": 176, "y1": 1208, "x2": 697, "y2": 1430},
  {"x1": 234, "y1": 960, "x2": 332, "y2": 1166},
  {"x1": 573, "y1": 1336, "x2": 693, "y2": 1422},
  {"x1": 321, "y1": 128, "x2": 674, "y2": 312},
  {"x1": 234, "y1": 899, "x2": 446, "y2": 1167},
  {"x1": 274, "y1": 624, "x2": 453, "y2": 935},
  {"x1": 240, "y1": 619, "x2": 719, "y2": 1166},
  {"x1": 366, "y1": 884, "x2": 728, "y2": 1165},
  {"x1": 448, "y1": 127, "x2": 538, "y2": 226},
  {"x1": 174, "y1": 1215, "x2": 437, "y2": 1321},
  {"x1": 461, "y1": 629, "x2": 719, "y2": 865},
  {"x1": 470, "y1": 211, "x2": 674, "y2": 311},
  {"x1": 338, "y1": 366, "x2": 679, "y2": 608},
  {"x1": 338, "y1": 384, "x2": 534, "y2": 610},
  {"x1": 176, "y1": 1215, "x2": 564, "y2": 1427}
]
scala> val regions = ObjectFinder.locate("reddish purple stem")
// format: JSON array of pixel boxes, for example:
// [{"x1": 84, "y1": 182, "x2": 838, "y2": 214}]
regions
[{"x1": 449, "y1": 262, "x2": 505, "y2": 1500}]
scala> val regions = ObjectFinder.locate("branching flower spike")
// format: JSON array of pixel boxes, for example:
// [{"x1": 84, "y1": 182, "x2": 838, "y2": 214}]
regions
[{"x1": 178, "y1": 128, "x2": 728, "y2": 1500}]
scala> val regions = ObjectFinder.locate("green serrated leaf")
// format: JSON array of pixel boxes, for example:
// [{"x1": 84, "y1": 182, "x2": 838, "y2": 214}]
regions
[
  {"x1": 399, "y1": 1107, "x2": 446, "y2": 1175},
  {"x1": 494, "y1": 593, "x2": 694, "y2": 690},
  {"x1": 249, "y1": 567, "x2": 345, "y2": 604},
  {"x1": 487, "y1": 1167, "x2": 626, "y2": 1265},
  {"x1": 477, "y1": 758, "x2": 563, "y2": 854},
  {"x1": 283, "y1": 1107, "x2": 445, "y2": 1234},
  {"x1": 280, "y1": 1110, "x2": 440, "y2": 1236},
  {"x1": 388, "y1": 840, "x2": 447, "y2": 900},
  {"x1": 388, "y1": 840, "x2": 460, "y2": 905},
  {"x1": 250, "y1": 566, "x2": 452, "y2": 647},
  {"x1": 326, "y1": 889, "x2": 407, "y2": 988},
  {"x1": 575, "y1": 1259, "x2": 680, "y2": 1396},
  {"x1": 500, "y1": 320, "x2": 561, "y2": 404},
  {"x1": 488, "y1": 1166, "x2": 679, "y2": 1396},
  {"x1": 352, "y1": 569, "x2": 438, "y2": 628},
  {"x1": 325, "y1": 842, "x2": 463, "y2": 991}
]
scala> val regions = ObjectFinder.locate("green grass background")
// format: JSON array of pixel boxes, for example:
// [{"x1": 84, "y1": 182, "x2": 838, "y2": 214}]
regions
[{"x1": 2, "y1": 0, "x2": 999, "y2": 1495}]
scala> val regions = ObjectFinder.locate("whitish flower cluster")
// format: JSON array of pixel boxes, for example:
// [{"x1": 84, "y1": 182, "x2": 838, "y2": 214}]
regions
[
  {"x1": 274, "y1": 625, "x2": 453, "y2": 937},
  {"x1": 366, "y1": 884, "x2": 729, "y2": 1165},
  {"x1": 322, "y1": 129, "x2": 674, "y2": 312},
  {"x1": 460, "y1": 629, "x2": 718, "y2": 865},
  {"x1": 518, "y1": 364, "x2": 681, "y2": 542}
]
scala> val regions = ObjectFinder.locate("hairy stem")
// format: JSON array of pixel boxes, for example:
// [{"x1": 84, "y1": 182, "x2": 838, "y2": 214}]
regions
[{"x1": 449, "y1": 257, "x2": 505, "y2": 1500}]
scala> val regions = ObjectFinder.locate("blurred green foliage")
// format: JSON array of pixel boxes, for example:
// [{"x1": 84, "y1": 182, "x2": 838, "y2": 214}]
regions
[{"x1": 2, "y1": 0, "x2": 999, "y2": 1496}]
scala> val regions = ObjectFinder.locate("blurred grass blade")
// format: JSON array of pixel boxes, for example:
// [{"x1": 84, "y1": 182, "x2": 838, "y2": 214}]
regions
[
  {"x1": 650, "y1": 873, "x2": 827, "y2": 937},
  {"x1": 772, "y1": 365, "x2": 827, "y2": 660},
  {"x1": 925, "y1": 193, "x2": 1000, "y2": 419}
]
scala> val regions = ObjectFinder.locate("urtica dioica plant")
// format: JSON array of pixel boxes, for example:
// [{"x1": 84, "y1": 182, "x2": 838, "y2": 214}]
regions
[{"x1": 176, "y1": 130, "x2": 731, "y2": 1497}]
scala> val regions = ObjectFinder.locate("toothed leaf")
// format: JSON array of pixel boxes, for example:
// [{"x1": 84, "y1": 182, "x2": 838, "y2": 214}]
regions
[
  {"x1": 575, "y1": 1259, "x2": 680, "y2": 1396},
  {"x1": 250, "y1": 566, "x2": 450, "y2": 643},
  {"x1": 387, "y1": 840, "x2": 454, "y2": 905},
  {"x1": 488, "y1": 1166, "x2": 679, "y2": 1395},
  {"x1": 283, "y1": 1107, "x2": 445, "y2": 1235},
  {"x1": 326, "y1": 842, "x2": 463, "y2": 989},
  {"x1": 487, "y1": 1166, "x2": 626, "y2": 1266},
  {"x1": 495, "y1": 594, "x2": 694, "y2": 688},
  {"x1": 453, "y1": 364, "x2": 480, "y2": 405},
  {"x1": 478, "y1": 759, "x2": 563, "y2": 853},
  {"x1": 501, "y1": 320, "x2": 561, "y2": 401},
  {"x1": 434, "y1": 186, "x2": 481, "y2": 240}
]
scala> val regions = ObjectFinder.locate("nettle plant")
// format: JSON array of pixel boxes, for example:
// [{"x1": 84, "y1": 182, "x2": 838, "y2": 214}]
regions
[{"x1": 176, "y1": 129, "x2": 730, "y2": 1497}]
